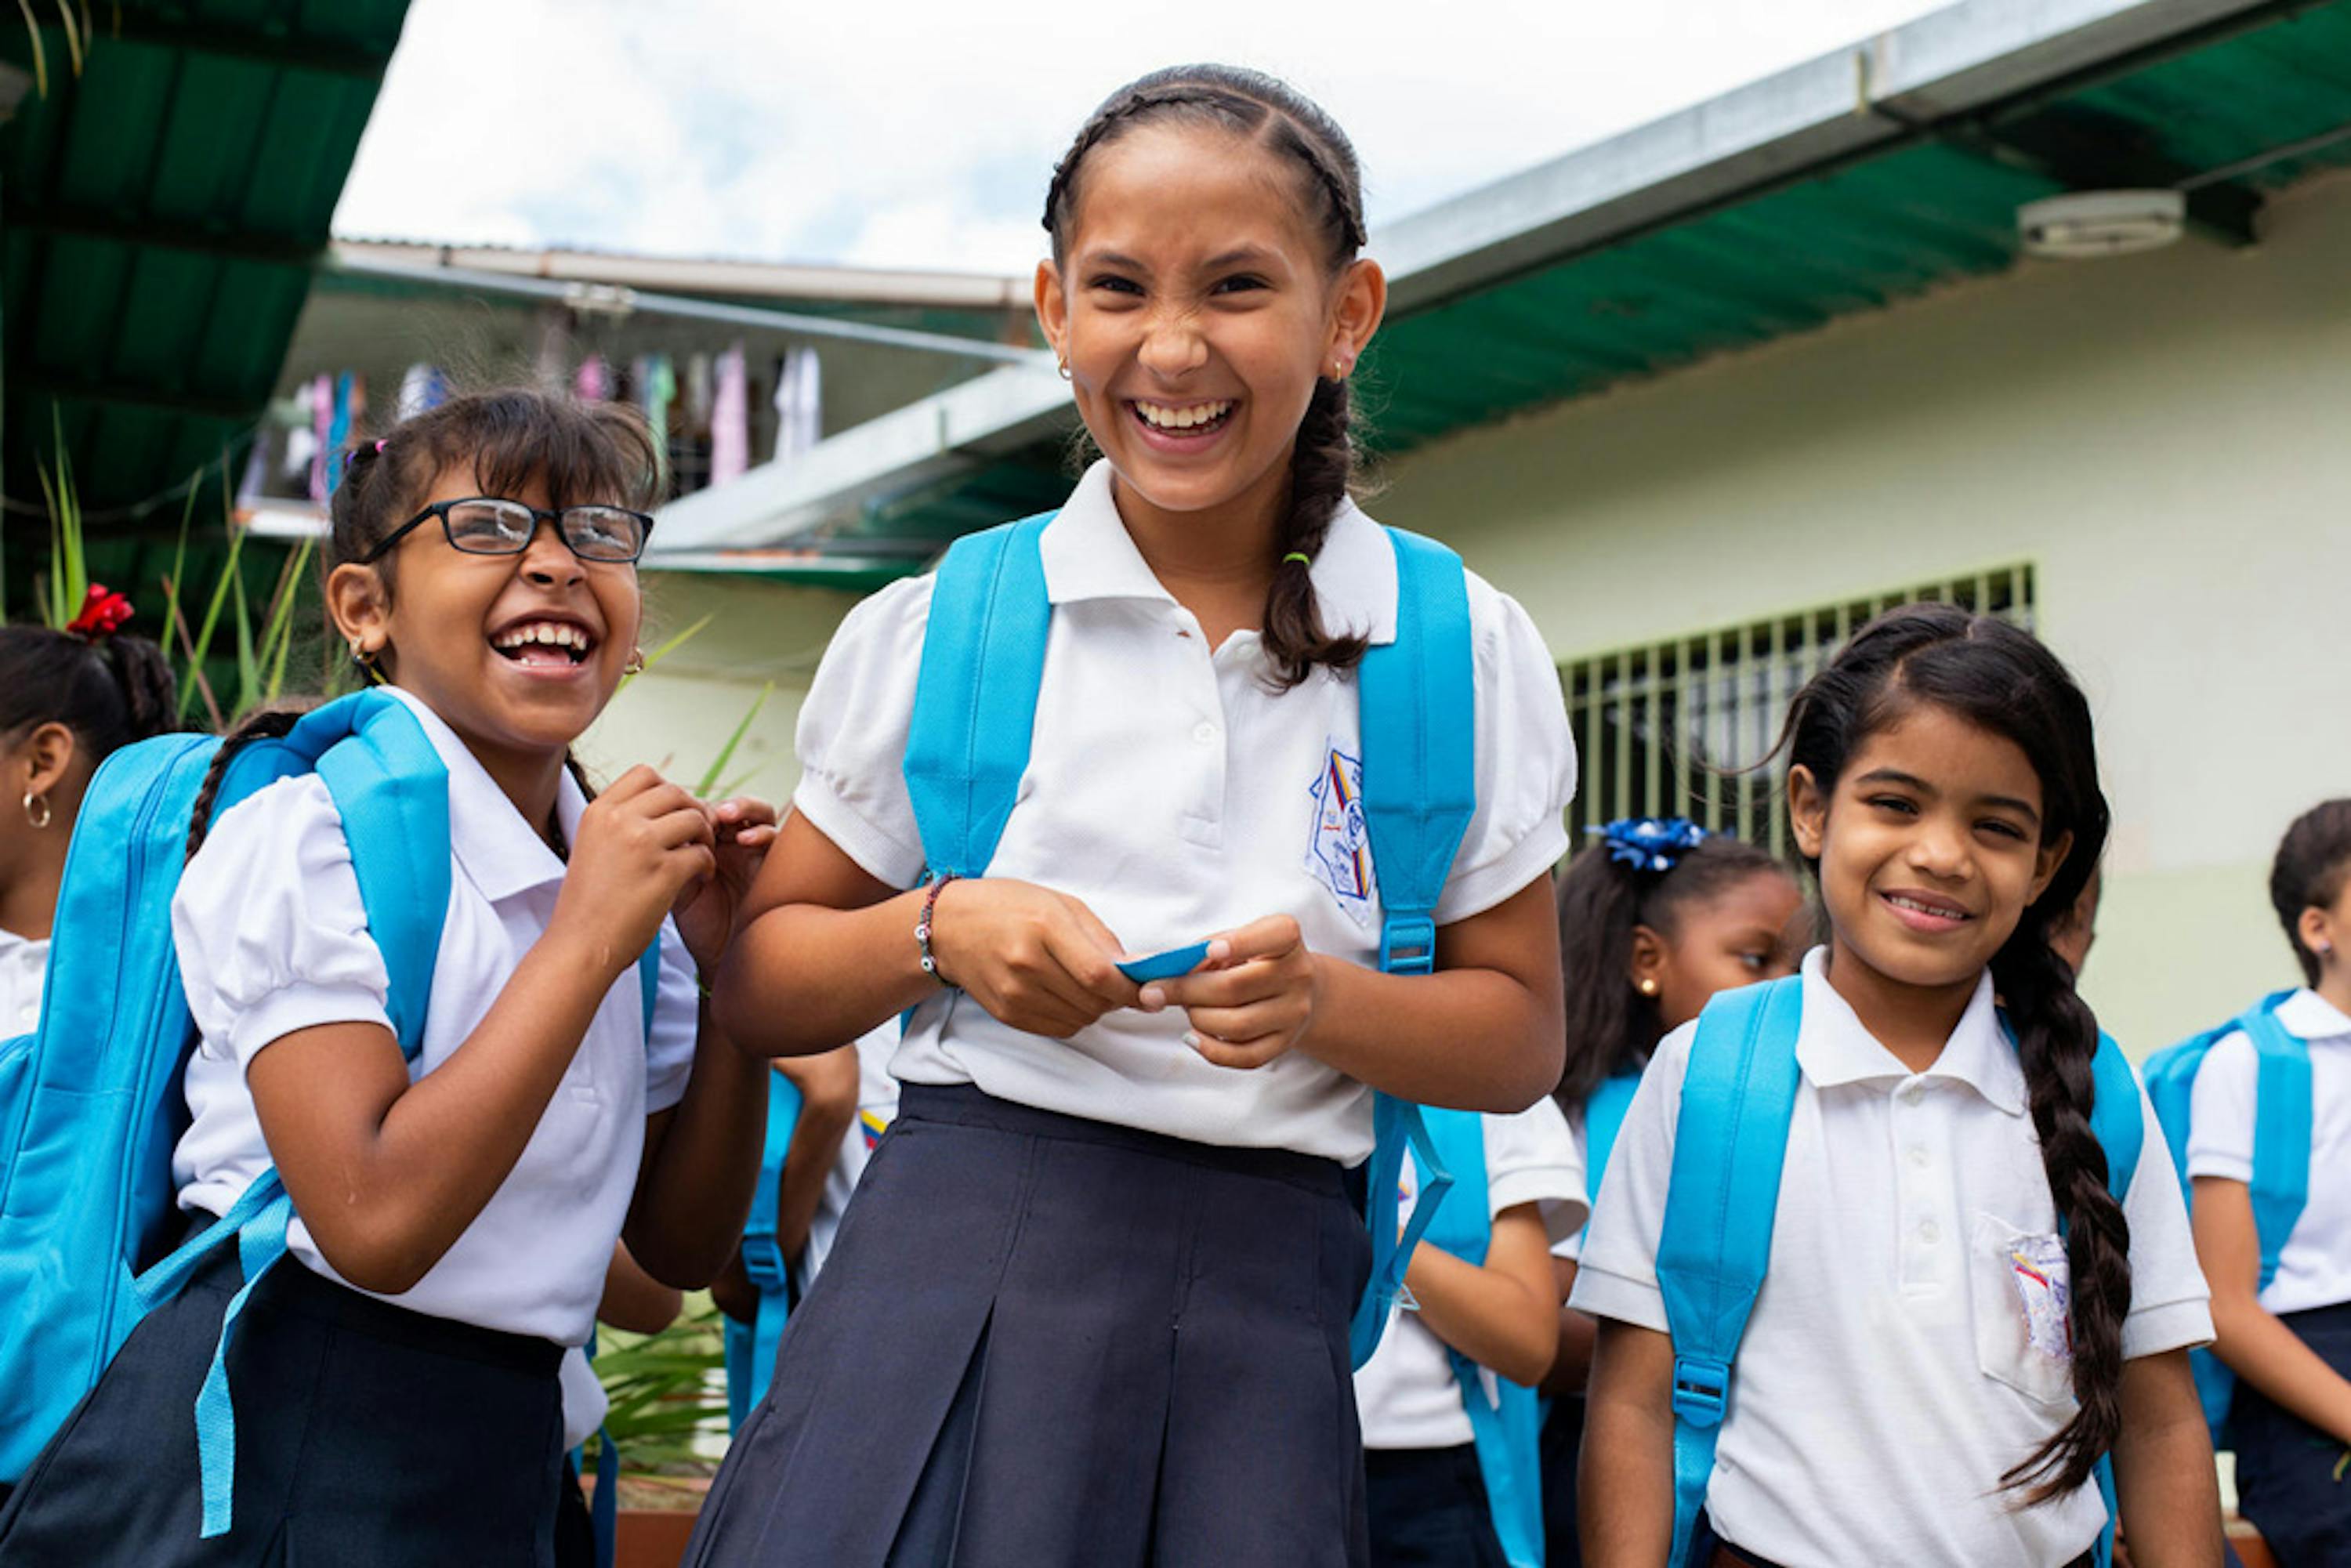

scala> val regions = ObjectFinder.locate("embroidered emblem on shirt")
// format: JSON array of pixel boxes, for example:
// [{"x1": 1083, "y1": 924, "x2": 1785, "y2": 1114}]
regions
[
  {"x1": 860, "y1": 1108, "x2": 891, "y2": 1151},
  {"x1": 1304, "y1": 739, "x2": 1377, "y2": 924},
  {"x1": 2008, "y1": 1233, "x2": 2073, "y2": 1361}
]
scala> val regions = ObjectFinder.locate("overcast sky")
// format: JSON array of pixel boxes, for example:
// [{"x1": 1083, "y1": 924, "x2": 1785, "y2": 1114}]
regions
[{"x1": 335, "y1": 0, "x2": 1948, "y2": 277}]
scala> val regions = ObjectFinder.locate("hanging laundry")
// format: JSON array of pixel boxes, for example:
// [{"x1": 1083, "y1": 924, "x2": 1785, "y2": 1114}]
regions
[
  {"x1": 399, "y1": 364, "x2": 449, "y2": 420},
  {"x1": 711, "y1": 345, "x2": 750, "y2": 487},
  {"x1": 685, "y1": 353, "x2": 714, "y2": 430},
  {"x1": 307, "y1": 374, "x2": 334, "y2": 502},
  {"x1": 324, "y1": 373, "x2": 365, "y2": 498},
  {"x1": 771, "y1": 347, "x2": 822, "y2": 463},
  {"x1": 635, "y1": 353, "x2": 678, "y2": 487},
  {"x1": 575, "y1": 354, "x2": 609, "y2": 403}
]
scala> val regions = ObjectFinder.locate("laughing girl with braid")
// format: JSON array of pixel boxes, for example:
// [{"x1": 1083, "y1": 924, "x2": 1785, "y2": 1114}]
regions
[{"x1": 686, "y1": 65, "x2": 1577, "y2": 1567}]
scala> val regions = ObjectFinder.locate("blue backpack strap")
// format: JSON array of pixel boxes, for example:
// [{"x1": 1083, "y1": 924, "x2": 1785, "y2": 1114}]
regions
[
  {"x1": 1421, "y1": 1110, "x2": 1545, "y2": 1568},
  {"x1": 1656, "y1": 976, "x2": 1805, "y2": 1568},
  {"x1": 729, "y1": 1070, "x2": 805, "y2": 1429},
  {"x1": 2083, "y1": 1030, "x2": 2143, "y2": 1568},
  {"x1": 638, "y1": 940, "x2": 663, "y2": 1038},
  {"x1": 1581, "y1": 1070, "x2": 1643, "y2": 1226},
  {"x1": 1348, "y1": 527, "x2": 1479, "y2": 1371},
  {"x1": 902, "y1": 514, "x2": 1056, "y2": 882},
  {"x1": 137, "y1": 692, "x2": 454, "y2": 1538},
  {"x1": 2238, "y1": 997, "x2": 2311, "y2": 1292}
]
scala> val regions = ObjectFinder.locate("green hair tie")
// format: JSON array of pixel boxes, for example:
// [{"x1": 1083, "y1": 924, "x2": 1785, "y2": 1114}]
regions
[{"x1": 1283, "y1": 552, "x2": 1312, "y2": 567}]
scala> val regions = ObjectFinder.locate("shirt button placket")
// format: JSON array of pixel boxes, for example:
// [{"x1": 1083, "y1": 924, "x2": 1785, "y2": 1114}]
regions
[{"x1": 1895, "y1": 1077, "x2": 1946, "y2": 1293}]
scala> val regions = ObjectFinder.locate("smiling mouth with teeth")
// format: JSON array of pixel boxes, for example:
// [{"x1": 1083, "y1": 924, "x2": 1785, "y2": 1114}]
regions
[
  {"x1": 1131, "y1": 398, "x2": 1237, "y2": 435},
  {"x1": 1883, "y1": 893, "x2": 1971, "y2": 921},
  {"x1": 490, "y1": 621, "x2": 598, "y2": 667}
]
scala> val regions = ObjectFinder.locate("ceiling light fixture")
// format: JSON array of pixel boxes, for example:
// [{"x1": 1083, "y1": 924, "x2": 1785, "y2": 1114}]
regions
[{"x1": 2017, "y1": 190, "x2": 2186, "y2": 259}]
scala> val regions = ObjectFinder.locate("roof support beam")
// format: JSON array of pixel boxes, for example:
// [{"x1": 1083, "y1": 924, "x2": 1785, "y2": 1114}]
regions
[{"x1": 3, "y1": 199, "x2": 322, "y2": 266}]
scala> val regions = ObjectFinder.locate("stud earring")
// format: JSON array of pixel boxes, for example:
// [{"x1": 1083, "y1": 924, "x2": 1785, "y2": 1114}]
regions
[
  {"x1": 1637, "y1": 976, "x2": 1660, "y2": 998},
  {"x1": 22, "y1": 792, "x2": 49, "y2": 831},
  {"x1": 623, "y1": 648, "x2": 647, "y2": 676}
]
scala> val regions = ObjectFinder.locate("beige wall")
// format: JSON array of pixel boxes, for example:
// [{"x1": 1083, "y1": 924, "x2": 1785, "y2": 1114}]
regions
[{"x1": 1371, "y1": 169, "x2": 2351, "y2": 1053}]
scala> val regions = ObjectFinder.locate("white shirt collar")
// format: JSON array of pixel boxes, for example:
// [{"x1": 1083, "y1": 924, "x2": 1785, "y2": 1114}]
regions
[
  {"x1": 2278, "y1": 987, "x2": 2351, "y2": 1042},
  {"x1": 379, "y1": 685, "x2": 588, "y2": 904},
  {"x1": 0, "y1": 925, "x2": 44, "y2": 964},
  {"x1": 1794, "y1": 946, "x2": 2026, "y2": 1115},
  {"x1": 1037, "y1": 460, "x2": 1400, "y2": 646}
]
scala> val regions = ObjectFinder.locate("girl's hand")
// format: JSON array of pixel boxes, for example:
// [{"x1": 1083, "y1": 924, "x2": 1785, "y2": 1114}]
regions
[
  {"x1": 925, "y1": 878, "x2": 1139, "y2": 1038},
  {"x1": 1145, "y1": 914, "x2": 1322, "y2": 1070},
  {"x1": 671, "y1": 795, "x2": 781, "y2": 972},
  {"x1": 552, "y1": 766, "x2": 715, "y2": 980}
]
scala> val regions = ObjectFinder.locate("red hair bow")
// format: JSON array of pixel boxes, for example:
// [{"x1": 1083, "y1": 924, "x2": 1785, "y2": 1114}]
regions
[{"x1": 65, "y1": 584, "x2": 135, "y2": 641}]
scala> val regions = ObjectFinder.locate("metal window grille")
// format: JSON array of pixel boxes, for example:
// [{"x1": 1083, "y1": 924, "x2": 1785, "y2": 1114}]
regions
[{"x1": 1562, "y1": 566, "x2": 2037, "y2": 859}]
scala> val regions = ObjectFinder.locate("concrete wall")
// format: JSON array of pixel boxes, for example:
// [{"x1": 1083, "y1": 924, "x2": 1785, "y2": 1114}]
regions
[{"x1": 1371, "y1": 169, "x2": 2351, "y2": 1052}]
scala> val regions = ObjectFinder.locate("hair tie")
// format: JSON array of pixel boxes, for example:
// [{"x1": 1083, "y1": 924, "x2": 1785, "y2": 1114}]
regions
[
  {"x1": 64, "y1": 583, "x2": 134, "y2": 643},
  {"x1": 1283, "y1": 552, "x2": 1312, "y2": 567},
  {"x1": 1593, "y1": 816, "x2": 1709, "y2": 874},
  {"x1": 341, "y1": 438, "x2": 387, "y2": 474}
]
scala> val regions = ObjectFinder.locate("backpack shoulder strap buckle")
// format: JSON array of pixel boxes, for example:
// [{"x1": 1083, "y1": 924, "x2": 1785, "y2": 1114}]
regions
[
  {"x1": 1378, "y1": 913, "x2": 1437, "y2": 976},
  {"x1": 1672, "y1": 1354, "x2": 1730, "y2": 1428}
]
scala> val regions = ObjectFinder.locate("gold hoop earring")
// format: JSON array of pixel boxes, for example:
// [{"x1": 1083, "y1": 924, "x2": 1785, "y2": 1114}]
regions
[
  {"x1": 1057, "y1": 362, "x2": 1072, "y2": 381},
  {"x1": 623, "y1": 648, "x2": 647, "y2": 676},
  {"x1": 23, "y1": 792, "x2": 50, "y2": 831}
]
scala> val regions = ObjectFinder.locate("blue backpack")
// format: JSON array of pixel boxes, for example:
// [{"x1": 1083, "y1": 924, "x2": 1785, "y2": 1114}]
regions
[
  {"x1": 724, "y1": 1073, "x2": 806, "y2": 1431},
  {"x1": 1654, "y1": 976, "x2": 2143, "y2": 1568},
  {"x1": 1578, "y1": 1070, "x2": 1643, "y2": 1232},
  {"x1": 2143, "y1": 990, "x2": 2309, "y2": 1442},
  {"x1": 1420, "y1": 1110, "x2": 1547, "y2": 1567},
  {"x1": 900, "y1": 510, "x2": 1475, "y2": 1371},
  {"x1": 0, "y1": 690, "x2": 658, "y2": 1541}
]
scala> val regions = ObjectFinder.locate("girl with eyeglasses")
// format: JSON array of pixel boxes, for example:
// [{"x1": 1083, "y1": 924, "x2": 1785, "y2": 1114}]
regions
[{"x1": 0, "y1": 388, "x2": 774, "y2": 1565}]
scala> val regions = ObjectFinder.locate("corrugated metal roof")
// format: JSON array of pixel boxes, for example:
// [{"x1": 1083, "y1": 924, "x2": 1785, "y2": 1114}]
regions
[
  {"x1": 650, "y1": 0, "x2": 2351, "y2": 585},
  {"x1": 1, "y1": 0, "x2": 409, "y2": 523}
]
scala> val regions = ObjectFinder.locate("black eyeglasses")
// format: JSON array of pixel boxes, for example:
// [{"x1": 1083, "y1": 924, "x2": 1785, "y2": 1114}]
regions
[{"x1": 360, "y1": 498, "x2": 655, "y2": 565}]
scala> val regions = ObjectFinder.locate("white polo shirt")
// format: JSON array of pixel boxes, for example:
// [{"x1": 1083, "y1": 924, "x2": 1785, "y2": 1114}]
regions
[
  {"x1": 1571, "y1": 948, "x2": 2211, "y2": 1567},
  {"x1": 172, "y1": 685, "x2": 701, "y2": 1346},
  {"x1": 0, "y1": 925, "x2": 45, "y2": 1037},
  {"x1": 792, "y1": 461, "x2": 1576, "y2": 1163},
  {"x1": 1355, "y1": 1097, "x2": 1588, "y2": 1449},
  {"x1": 2187, "y1": 987, "x2": 2351, "y2": 1315}
]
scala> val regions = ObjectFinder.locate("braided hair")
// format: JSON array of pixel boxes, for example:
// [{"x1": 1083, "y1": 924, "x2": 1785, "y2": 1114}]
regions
[
  {"x1": 0, "y1": 622, "x2": 177, "y2": 766},
  {"x1": 1776, "y1": 603, "x2": 2123, "y2": 1502},
  {"x1": 1043, "y1": 64, "x2": 1371, "y2": 691},
  {"x1": 2269, "y1": 798, "x2": 2351, "y2": 985},
  {"x1": 183, "y1": 387, "x2": 661, "y2": 860}
]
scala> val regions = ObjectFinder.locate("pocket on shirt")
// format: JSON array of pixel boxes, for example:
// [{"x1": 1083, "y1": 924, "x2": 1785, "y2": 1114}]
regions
[{"x1": 1969, "y1": 1211, "x2": 2077, "y2": 1407}]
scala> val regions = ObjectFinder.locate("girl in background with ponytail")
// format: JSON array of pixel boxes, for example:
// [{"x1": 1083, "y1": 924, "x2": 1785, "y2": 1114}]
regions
[
  {"x1": 1574, "y1": 606, "x2": 2222, "y2": 1566},
  {"x1": 0, "y1": 389, "x2": 772, "y2": 1564},
  {"x1": 687, "y1": 64, "x2": 1577, "y2": 1568},
  {"x1": 1541, "y1": 821, "x2": 1803, "y2": 1565},
  {"x1": 0, "y1": 599, "x2": 177, "y2": 1037}
]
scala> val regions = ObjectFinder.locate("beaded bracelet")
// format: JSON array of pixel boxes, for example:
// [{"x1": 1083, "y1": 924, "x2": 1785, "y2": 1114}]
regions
[{"x1": 917, "y1": 872, "x2": 960, "y2": 984}]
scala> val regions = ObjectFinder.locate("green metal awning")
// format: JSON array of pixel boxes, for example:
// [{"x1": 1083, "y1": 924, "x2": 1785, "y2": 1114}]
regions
[
  {"x1": 0, "y1": 1, "x2": 410, "y2": 531},
  {"x1": 647, "y1": 0, "x2": 2351, "y2": 586}
]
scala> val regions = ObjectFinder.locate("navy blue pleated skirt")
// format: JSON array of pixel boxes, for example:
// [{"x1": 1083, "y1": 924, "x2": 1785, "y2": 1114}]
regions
[
  {"x1": 685, "y1": 1082, "x2": 1373, "y2": 1567},
  {"x1": 2230, "y1": 1299, "x2": 2351, "y2": 1565},
  {"x1": 0, "y1": 1244, "x2": 565, "y2": 1566}
]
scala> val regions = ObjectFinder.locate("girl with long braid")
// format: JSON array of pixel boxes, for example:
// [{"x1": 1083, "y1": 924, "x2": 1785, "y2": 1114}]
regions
[
  {"x1": 686, "y1": 64, "x2": 1576, "y2": 1567},
  {"x1": 1574, "y1": 606, "x2": 2222, "y2": 1566}
]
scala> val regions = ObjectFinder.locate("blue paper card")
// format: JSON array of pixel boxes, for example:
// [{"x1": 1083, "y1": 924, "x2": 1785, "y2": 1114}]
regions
[{"x1": 1117, "y1": 941, "x2": 1213, "y2": 983}]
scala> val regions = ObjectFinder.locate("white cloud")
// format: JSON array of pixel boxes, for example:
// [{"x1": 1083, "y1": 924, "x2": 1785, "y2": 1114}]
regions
[{"x1": 337, "y1": 0, "x2": 1948, "y2": 272}]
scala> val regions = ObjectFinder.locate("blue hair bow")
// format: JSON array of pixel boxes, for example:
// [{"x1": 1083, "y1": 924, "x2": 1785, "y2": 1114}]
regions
[{"x1": 1596, "y1": 816, "x2": 1709, "y2": 874}]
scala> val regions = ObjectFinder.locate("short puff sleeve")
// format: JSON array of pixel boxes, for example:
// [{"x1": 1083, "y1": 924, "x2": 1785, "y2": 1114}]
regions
[
  {"x1": 173, "y1": 774, "x2": 393, "y2": 1070},
  {"x1": 1435, "y1": 579, "x2": 1577, "y2": 925},
  {"x1": 791, "y1": 574, "x2": 933, "y2": 890},
  {"x1": 644, "y1": 917, "x2": 699, "y2": 1114}
]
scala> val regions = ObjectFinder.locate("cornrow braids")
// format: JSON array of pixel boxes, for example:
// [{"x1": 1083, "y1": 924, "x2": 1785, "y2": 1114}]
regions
[
  {"x1": 2269, "y1": 798, "x2": 2351, "y2": 985},
  {"x1": 1773, "y1": 603, "x2": 2128, "y2": 1500},
  {"x1": 1042, "y1": 65, "x2": 1375, "y2": 692}
]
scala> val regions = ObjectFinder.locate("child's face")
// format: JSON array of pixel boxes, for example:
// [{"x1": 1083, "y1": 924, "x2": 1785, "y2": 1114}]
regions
[
  {"x1": 1639, "y1": 870, "x2": 1807, "y2": 1032},
  {"x1": 1034, "y1": 122, "x2": 1382, "y2": 524},
  {"x1": 335, "y1": 465, "x2": 642, "y2": 768},
  {"x1": 1791, "y1": 703, "x2": 2072, "y2": 995}
]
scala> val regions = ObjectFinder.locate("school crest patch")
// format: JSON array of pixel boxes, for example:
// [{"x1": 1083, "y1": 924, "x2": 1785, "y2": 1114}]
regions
[
  {"x1": 1305, "y1": 738, "x2": 1376, "y2": 925},
  {"x1": 2008, "y1": 1233, "x2": 2073, "y2": 1362}
]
